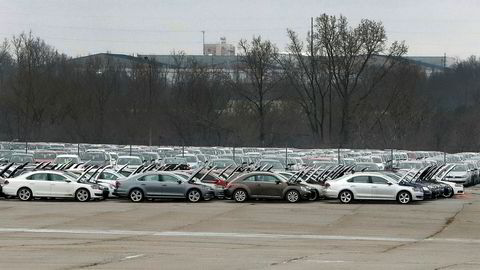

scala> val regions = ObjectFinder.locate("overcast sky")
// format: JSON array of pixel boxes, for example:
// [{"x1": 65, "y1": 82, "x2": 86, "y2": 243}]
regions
[{"x1": 0, "y1": 0, "x2": 479, "y2": 59}]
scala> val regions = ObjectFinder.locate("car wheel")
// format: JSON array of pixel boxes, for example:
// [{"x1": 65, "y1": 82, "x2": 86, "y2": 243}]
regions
[
  {"x1": 443, "y1": 188, "x2": 454, "y2": 198},
  {"x1": 233, "y1": 189, "x2": 247, "y2": 203},
  {"x1": 339, "y1": 190, "x2": 353, "y2": 204},
  {"x1": 17, "y1": 187, "x2": 33, "y2": 201},
  {"x1": 129, "y1": 189, "x2": 144, "y2": 202},
  {"x1": 309, "y1": 190, "x2": 319, "y2": 201},
  {"x1": 75, "y1": 188, "x2": 91, "y2": 202},
  {"x1": 187, "y1": 189, "x2": 202, "y2": 203},
  {"x1": 286, "y1": 190, "x2": 300, "y2": 203},
  {"x1": 397, "y1": 191, "x2": 411, "y2": 204}
]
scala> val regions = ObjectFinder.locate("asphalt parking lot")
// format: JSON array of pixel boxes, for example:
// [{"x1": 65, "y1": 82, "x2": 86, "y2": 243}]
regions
[{"x1": 0, "y1": 187, "x2": 479, "y2": 270}]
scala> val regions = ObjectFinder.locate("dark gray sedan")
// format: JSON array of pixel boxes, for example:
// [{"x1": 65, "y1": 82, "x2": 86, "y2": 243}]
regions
[{"x1": 113, "y1": 171, "x2": 215, "y2": 202}]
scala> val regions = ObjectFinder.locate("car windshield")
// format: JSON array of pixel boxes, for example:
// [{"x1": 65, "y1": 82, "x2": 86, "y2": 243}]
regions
[
  {"x1": 165, "y1": 158, "x2": 187, "y2": 164},
  {"x1": 55, "y1": 157, "x2": 78, "y2": 164},
  {"x1": 398, "y1": 162, "x2": 423, "y2": 169},
  {"x1": 452, "y1": 165, "x2": 467, "y2": 171},
  {"x1": 117, "y1": 157, "x2": 141, "y2": 165},
  {"x1": 211, "y1": 159, "x2": 236, "y2": 168},
  {"x1": 259, "y1": 160, "x2": 283, "y2": 169},
  {"x1": 383, "y1": 172, "x2": 401, "y2": 182},
  {"x1": 10, "y1": 155, "x2": 34, "y2": 163},
  {"x1": 82, "y1": 153, "x2": 105, "y2": 161},
  {"x1": 34, "y1": 152, "x2": 56, "y2": 159},
  {"x1": 185, "y1": 156, "x2": 197, "y2": 163}
]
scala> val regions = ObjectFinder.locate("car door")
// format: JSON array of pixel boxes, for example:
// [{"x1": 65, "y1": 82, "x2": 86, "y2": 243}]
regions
[
  {"x1": 257, "y1": 175, "x2": 284, "y2": 198},
  {"x1": 138, "y1": 174, "x2": 162, "y2": 197},
  {"x1": 26, "y1": 173, "x2": 51, "y2": 196},
  {"x1": 370, "y1": 176, "x2": 396, "y2": 199},
  {"x1": 159, "y1": 174, "x2": 184, "y2": 197},
  {"x1": 347, "y1": 176, "x2": 372, "y2": 199},
  {"x1": 242, "y1": 175, "x2": 262, "y2": 197},
  {"x1": 49, "y1": 173, "x2": 75, "y2": 197}
]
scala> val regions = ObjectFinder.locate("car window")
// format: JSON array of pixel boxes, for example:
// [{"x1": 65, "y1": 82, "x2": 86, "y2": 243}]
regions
[
  {"x1": 256, "y1": 175, "x2": 279, "y2": 183},
  {"x1": 49, "y1": 174, "x2": 68, "y2": 181},
  {"x1": 26, "y1": 173, "x2": 50, "y2": 181},
  {"x1": 349, "y1": 176, "x2": 370, "y2": 183},
  {"x1": 139, "y1": 174, "x2": 159, "y2": 182},
  {"x1": 161, "y1": 175, "x2": 180, "y2": 183},
  {"x1": 243, "y1": 176, "x2": 256, "y2": 182},
  {"x1": 371, "y1": 176, "x2": 389, "y2": 184}
]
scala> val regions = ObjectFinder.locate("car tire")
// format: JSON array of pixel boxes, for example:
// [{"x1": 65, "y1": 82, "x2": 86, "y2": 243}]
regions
[
  {"x1": 17, "y1": 187, "x2": 33, "y2": 201},
  {"x1": 186, "y1": 189, "x2": 202, "y2": 203},
  {"x1": 129, "y1": 189, "x2": 144, "y2": 202},
  {"x1": 443, "y1": 188, "x2": 454, "y2": 198},
  {"x1": 285, "y1": 190, "x2": 301, "y2": 203},
  {"x1": 233, "y1": 189, "x2": 248, "y2": 203},
  {"x1": 309, "y1": 190, "x2": 319, "y2": 201},
  {"x1": 75, "y1": 188, "x2": 91, "y2": 202},
  {"x1": 397, "y1": 191, "x2": 412, "y2": 204},
  {"x1": 338, "y1": 190, "x2": 353, "y2": 204}
]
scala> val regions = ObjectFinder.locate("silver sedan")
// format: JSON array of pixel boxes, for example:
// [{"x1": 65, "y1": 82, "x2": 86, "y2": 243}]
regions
[
  {"x1": 324, "y1": 172, "x2": 424, "y2": 204},
  {"x1": 113, "y1": 171, "x2": 215, "y2": 202}
]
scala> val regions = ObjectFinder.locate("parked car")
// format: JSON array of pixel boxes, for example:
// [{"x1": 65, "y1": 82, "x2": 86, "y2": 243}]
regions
[
  {"x1": 9, "y1": 153, "x2": 34, "y2": 164},
  {"x1": 444, "y1": 163, "x2": 474, "y2": 186},
  {"x1": 1, "y1": 171, "x2": 107, "y2": 201},
  {"x1": 224, "y1": 172, "x2": 316, "y2": 203},
  {"x1": 113, "y1": 171, "x2": 215, "y2": 202},
  {"x1": 324, "y1": 172, "x2": 424, "y2": 204}
]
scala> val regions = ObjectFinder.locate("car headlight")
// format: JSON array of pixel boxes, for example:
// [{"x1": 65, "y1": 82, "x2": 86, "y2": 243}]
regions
[
  {"x1": 413, "y1": 187, "x2": 422, "y2": 192},
  {"x1": 422, "y1": 187, "x2": 430, "y2": 191},
  {"x1": 455, "y1": 184, "x2": 463, "y2": 187},
  {"x1": 91, "y1": 184, "x2": 102, "y2": 190},
  {"x1": 301, "y1": 186, "x2": 309, "y2": 192}
]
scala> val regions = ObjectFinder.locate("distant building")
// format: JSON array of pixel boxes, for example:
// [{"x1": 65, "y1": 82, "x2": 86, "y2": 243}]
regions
[{"x1": 204, "y1": 37, "x2": 235, "y2": 56}]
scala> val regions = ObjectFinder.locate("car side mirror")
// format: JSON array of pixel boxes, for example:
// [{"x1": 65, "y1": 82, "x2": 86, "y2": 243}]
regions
[
  {"x1": 387, "y1": 182, "x2": 392, "y2": 186},
  {"x1": 177, "y1": 180, "x2": 182, "y2": 184},
  {"x1": 66, "y1": 180, "x2": 72, "y2": 183},
  {"x1": 275, "y1": 180, "x2": 281, "y2": 184}
]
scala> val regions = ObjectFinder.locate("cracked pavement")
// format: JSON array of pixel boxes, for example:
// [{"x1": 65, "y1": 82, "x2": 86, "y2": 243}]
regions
[{"x1": 0, "y1": 186, "x2": 479, "y2": 269}]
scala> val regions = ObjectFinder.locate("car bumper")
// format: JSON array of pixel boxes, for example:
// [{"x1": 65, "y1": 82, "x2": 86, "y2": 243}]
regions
[
  {"x1": 223, "y1": 188, "x2": 232, "y2": 198},
  {"x1": 324, "y1": 189, "x2": 339, "y2": 199},
  {"x1": 413, "y1": 191, "x2": 424, "y2": 201},
  {"x1": 94, "y1": 189, "x2": 110, "y2": 199},
  {"x1": 113, "y1": 189, "x2": 128, "y2": 197},
  {"x1": 214, "y1": 188, "x2": 225, "y2": 199},
  {"x1": 204, "y1": 191, "x2": 215, "y2": 200},
  {"x1": 445, "y1": 178, "x2": 468, "y2": 184}
]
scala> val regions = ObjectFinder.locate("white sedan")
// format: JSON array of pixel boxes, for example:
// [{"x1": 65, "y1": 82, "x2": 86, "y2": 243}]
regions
[
  {"x1": 2, "y1": 171, "x2": 107, "y2": 201},
  {"x1": 324, "y1": 172, "x2": 424, "y2": 204}
]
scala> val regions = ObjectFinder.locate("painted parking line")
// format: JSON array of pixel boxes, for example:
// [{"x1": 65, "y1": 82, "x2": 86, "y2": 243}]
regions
[{"x1": 0, "y1": 227, "x2": 479, "y2": 244}]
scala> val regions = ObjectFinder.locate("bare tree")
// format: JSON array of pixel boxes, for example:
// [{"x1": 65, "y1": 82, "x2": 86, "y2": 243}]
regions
[
  {"x1": 236, "y1": 36, "x2": 280, "y2": 146},
  {"x1": 316, "y1": 14, "x2": 407, "y2": 145},
  {"x1": 279, "y1": 27, "x2": 330, "y2": 145}
]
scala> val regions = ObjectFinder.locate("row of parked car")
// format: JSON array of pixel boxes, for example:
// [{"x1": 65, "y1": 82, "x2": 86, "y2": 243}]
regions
[{"x1": 0, "y1": 152, "x2": 467, "y2": 204}]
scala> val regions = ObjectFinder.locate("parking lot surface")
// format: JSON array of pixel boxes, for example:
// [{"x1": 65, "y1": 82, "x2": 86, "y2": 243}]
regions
[{"x1": 0, "y1": 187, "x2": 479, "y2": 270}]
